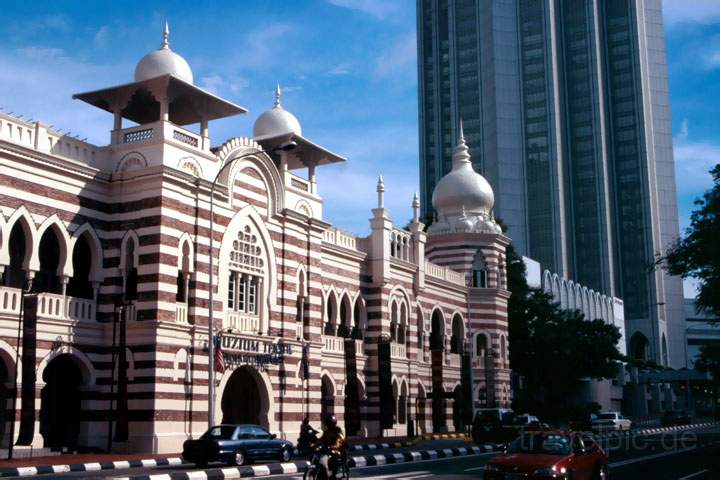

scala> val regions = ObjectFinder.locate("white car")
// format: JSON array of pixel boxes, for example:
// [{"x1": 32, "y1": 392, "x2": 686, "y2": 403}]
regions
[{"x1": 592, "y1": 411, "x2": 632, "y2": 432}]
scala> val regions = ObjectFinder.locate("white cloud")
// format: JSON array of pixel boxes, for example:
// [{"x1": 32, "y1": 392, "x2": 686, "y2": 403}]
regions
[
  {"x1": 94, "y1": 26, "x2": 110, "y2": 48},
  {"x1": 663, "y1": 0, "x2": 720, "y2": 27},
  {"x1": 326, "y1": 63, "x2": 352, "y2": 76},
  {"x1": 198, "y1": 74, "x2": 249, "y2": 96},
  {"x1": 374, "y1": 32, "x2": 417, "y2": 80},
  {"x1": 326, "y1": 0, "x2": 409, "y2": 21},
  {"x1": 673, "y1": 137, "x2": 720, "y2": 197}
]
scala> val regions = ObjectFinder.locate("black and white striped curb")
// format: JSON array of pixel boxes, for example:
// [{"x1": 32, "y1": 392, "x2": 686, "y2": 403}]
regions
[
  {"x1": 348, "y1": 444, "x2": 502, "y2": 468},
  {"x1": 0, "y1": 457, "x2": 184, "y2": 478},
  {"x1": 593, "y1": 421, "x2": 719, "y2": 440},
  {"x1": 115, "y1": 445, "x2": 502, "y2": 479},
  {"x1": 115, "y1": 460, "x2": 311, "y2": 480},
  {"x1": 349, "y1": 440, "x2": 415, "y2": 452}
]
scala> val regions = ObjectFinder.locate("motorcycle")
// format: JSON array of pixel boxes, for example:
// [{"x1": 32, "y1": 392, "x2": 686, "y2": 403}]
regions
[{"x1": 303, "y1": 445, "x2": 349, "y2": 480}]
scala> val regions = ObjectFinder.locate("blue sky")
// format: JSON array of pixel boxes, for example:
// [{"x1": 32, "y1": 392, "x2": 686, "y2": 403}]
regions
[{"x1": 0, "y1": 1, "x2": 718, "y2": 295}]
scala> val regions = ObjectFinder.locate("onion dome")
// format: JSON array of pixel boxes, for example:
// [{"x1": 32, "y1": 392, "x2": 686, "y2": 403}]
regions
[
  {"x1": 135, "y1": 23, "x2": 194, "y2": 84},
  {"x1": 428, "y1": 120, "x2": 500, "y2": 235},
  {"x1": 253, "y1": 84, "x2": 303, "y2": 139}
]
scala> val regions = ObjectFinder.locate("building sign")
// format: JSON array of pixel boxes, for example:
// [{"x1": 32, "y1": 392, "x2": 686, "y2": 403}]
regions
[{"x1": 218, "y1": 334, "x2": 293, "y2": 371}]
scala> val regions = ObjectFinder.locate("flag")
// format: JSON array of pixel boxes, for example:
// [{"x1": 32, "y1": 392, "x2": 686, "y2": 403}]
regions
[
  {"x1": 301, "y1": 343, "x2": 310, "y2": 380},
  {"x1": 214, "y1": 337, "x2": 225, "y2": 374}
]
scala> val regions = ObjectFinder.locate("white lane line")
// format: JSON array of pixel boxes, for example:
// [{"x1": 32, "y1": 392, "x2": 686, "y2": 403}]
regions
[
  {"x1": 464, "y1": 466, "x2": 486, "y2": 472},
  {"x1": 403, "y1": 474, "x2": 435, "y2": 479},
  {"x1": 609, "y1": 446, "x2": 696, "y2": 468},
  {"x1": 679, "y1": 469, "x2": 709, "y2": 480}
]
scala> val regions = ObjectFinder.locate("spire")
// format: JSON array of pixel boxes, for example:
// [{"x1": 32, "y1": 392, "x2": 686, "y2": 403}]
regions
[
  {"x1": 412, "y1": 192, "x2": 420, "y2": 222},
  {"x1": 274, "y1": 83, "x2": 282, "y2": 108},
  {"x1": 377, "y1": 175, "x2": 385, "y2": 209},
  {"x1": 452, "y1": 118, "x2": 471, "y2": 166},
  {"x1": 161, "y1": 22, "x2": 170, "y2": 49}
]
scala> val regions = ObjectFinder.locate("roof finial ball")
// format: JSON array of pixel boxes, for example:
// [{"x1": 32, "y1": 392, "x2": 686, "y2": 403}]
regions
[{"x1": 274, "y1": 83, "x2": 282, "y2": 107}]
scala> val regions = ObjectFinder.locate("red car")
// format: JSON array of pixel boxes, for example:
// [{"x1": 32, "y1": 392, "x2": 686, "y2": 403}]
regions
[{"x1": 484, "y1": 430, "x2": 609, "y2": 480}]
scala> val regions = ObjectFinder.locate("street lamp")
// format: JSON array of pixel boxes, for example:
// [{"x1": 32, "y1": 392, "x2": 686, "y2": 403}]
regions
[{"x1": 207, "y1": 140, "x2": 296, "y2": 429}]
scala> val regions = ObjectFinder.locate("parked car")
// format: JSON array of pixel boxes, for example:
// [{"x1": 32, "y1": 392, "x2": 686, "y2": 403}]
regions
[
  {"x1": 661, "y1": 410, "x2": 691, "y2": 427},
  {"x1": 182, "y1": 424, "x2": 294, "y2": 467},
  {"x1": 592, "y1": 411, "x2": 632, "y2": 432},
  {"x1": 472, "y1": 408, "x2": 518, "y2": 444},
  {"x1": 484, "y1": 430, "x2": 609, "y2": 480}
]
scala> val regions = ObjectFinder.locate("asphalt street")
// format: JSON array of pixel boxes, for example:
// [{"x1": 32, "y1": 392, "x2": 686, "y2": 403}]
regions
[{"x1": 3, "y1": 426, "x2": 719, "y2": 479}]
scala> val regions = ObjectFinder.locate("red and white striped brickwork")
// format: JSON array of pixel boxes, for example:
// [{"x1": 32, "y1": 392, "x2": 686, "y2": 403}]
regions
[{"x1": 0, "y1": 109, "x2": 512, "y2": 455}]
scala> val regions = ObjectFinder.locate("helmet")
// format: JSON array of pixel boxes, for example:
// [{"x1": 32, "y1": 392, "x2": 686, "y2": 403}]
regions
[{"x1": 324, "y1": 415, "x2": 337, "y2": 428}]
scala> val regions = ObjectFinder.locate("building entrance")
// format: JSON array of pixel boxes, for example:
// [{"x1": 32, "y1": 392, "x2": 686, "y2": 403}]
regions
[
  {"x1": 221, "y1": 366, "x2": 267, "y2": 428},
  {"x1": 40, "y1": 354, "x2": 82, "y2": 449}
]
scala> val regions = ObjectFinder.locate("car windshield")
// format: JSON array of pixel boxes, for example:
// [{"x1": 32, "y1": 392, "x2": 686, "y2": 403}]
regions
[
  {"x1": 598, "y1": 413, "x2": 617, "y2": 420},
  {"x1": 509, "y1": 434, "x2": 571, "y2": 456},
  {"x1": 202, "y1": 426, "x2": 236, "y2": 439}
]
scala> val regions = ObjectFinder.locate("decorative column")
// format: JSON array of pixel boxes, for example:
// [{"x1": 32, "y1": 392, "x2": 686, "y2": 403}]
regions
[
  {"x1": 257, "y1": 276, "x2": 264, "y2": 334},
  {"x1": 91, "y1": 281, "x2": 101, "y2": 321},
  {"x1": 61, "y1": 275, "x2": 69, "y2": 318}
]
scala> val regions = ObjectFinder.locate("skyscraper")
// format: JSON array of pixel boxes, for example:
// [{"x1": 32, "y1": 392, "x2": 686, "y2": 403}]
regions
[{"x1": 418, "y1": 0, "x2": 686, "y2": 367}]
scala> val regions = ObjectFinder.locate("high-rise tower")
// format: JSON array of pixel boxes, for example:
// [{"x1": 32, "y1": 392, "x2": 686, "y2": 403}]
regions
[{"x1": 418, "y1": 0, "x2": 685, "y2": 367}]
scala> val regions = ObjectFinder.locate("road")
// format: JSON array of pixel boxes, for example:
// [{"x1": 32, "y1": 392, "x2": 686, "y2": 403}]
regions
[{"x1": 3, "y1": 426, "x2": 719, "y2": 479}]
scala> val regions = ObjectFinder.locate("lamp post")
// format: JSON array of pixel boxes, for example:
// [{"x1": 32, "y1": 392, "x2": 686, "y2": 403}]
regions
[{"x1": 207, "y1": 141, "x2": 296, "y2": 429}]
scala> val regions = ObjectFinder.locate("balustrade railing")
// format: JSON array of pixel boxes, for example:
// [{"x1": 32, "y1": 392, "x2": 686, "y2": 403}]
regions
[
  {"x1": 424, "y1": 261, "x2": 466, "y2": 286},
  {"x1": 323, "y1": 228, "x2": 358, "y2": 250},
  {"x1": 0, "y1": 287, "x2": 21, "y2": 315},
  {"x1": 322, "y1": 335, "x2": 345, "y2": 354},
  {"x1": 225, "y1": 312, "x2": 259, "y2": 332},
  {"x1": 67, "y1": 297, "x2": 94, "y2": 321},
  {"x1": 391, "y1": 343, "x2": 407, "y2": 359},
  {"x1": 176, "y1": 303, "x2": 189, "y2": 324}
]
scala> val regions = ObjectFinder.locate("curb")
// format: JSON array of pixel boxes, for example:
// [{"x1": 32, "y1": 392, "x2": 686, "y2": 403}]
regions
[
  {"x1": 0, "y1": 457, "x2": 184, "y2": 478},
  {"x1": 117, "y1": 445, "x2": 502, "y2": 479},
  {"x1": 419, "y1": 432, "x2": 468, "y2": 441},
  {"x1": 592, "y1": 421, "x2": 718, "y2": 440},
  {"x1": 348, "y1": 444, "x2": 502, "y2": 468},
  {"x1": 349, "y1": 440, "x2": 415, "y2": 452},
  {"x1": 115, "y1": 460, "x2": 310, "y2": 480}
]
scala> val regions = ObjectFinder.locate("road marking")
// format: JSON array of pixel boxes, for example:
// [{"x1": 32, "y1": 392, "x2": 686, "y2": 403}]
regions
[
  {"x1": 679, "y1": 469, "x2": 709, "y2": 480},
  {"x1": 464, "y1": 466, "x2": 486, "y2": 472},
  {"x1": 609, "y1": 446, "x2": 696, "y2": 468}
]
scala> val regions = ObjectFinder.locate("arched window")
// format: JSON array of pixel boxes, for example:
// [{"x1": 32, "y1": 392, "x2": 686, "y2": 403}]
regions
[
  {"x1": 390, "y1": 300, "x2": 398, "y2": 342},
  {"x1": 338, "y1": 294, "x2": 352, "y2": 338},
  {"x1": 226, "y1": 226, "x2": 265, "y2": 326},
  {"x1": 324, "y1": 292, "x2": 337, "y2": 336},
  {"x1": 398, "y1": 302, "x2": 407, "y2": 345},
  {"x1": 176, "y1": 241, "x2": 191, "y2": 303},
  {"x1": 297, "y1": 270, "x2": 310, "y2": 341},
  {"x1": 500, "y1": 335, "x2": 507, "y2": 367},
  {"x1": 35, "y1": 229, "x2": 62, "y2": 294},
  {"x1": 450, "y1": 314, "x2": 464, "y2": 354},
  {"x1": 430, "y1": 309, "x2": 444, "y2": 351},
  {"x1": 352, "y1": 298, "x2": 364, "y2": 339},
  {"x1": 476, "y1": 334, "x2": 487, "y2": 357},
  {"x1": 416, "y1": 305, "x2": 424, "y2": 351},
  {"x1": 472, "y1": 251, "x2": 487, "y2": 288},
  {"x1": 67, "y1": 234, "x2": 93, "y2": 299},
  {"x1": 6, "y1": 222, "x2": 29, "y2": 288}
]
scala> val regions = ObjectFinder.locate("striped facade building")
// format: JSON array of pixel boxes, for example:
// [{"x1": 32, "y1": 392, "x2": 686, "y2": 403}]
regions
[{"x1": 0, "y1": 28, "x2": 511, "y2": 455}]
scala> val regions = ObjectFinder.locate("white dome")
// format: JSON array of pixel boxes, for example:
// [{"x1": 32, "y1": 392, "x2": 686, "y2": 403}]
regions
[
  {"x1": 135, "y1": 23, "x2": 193, "y2": 84},
  {"x1": 431, "y1": 124, "x2": 494, "y2": 217},
  {"x1": 253, "y1": 84, "x2": 302, "y2": 139}
]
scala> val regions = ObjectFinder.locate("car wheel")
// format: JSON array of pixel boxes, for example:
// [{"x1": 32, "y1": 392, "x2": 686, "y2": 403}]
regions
[
  {"x1": 303, "y1": 466, "x2": 318, "y2": 480},
  {"x1": 232, "y1": 450, "x2": 246, "y2": 466},
  {"x1": 280, "y1": 447, "x2": 292, "y2": 462},
  {"x1": 596, "y1": 464, "x2": 609, "y2": 480}
]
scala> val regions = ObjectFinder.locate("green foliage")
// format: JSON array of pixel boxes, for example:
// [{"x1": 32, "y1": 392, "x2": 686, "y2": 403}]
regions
[
  {"x1": 662, "y1": 164, "x2": 720, "y2": 318},
  {"x1": 505, "y1": 243, "x2": 624, "y2": 420}
]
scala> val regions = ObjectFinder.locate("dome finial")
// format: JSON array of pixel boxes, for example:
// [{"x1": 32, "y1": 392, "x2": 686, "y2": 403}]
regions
[
  {"x1": 412, "y1": 192, "x2": 420, "y2": 222},
  {"x1": 377, "y1": 175, "x2": 385, "y2": 209},
  {"x1": 162, "y1": 22, "x2": 170, "y2": 49},
  {"x1": 452, "y1": 118, "x2": 471, "y2": 166},
  {"x1": 274, "y1": 83, "x2": 282, "y2": 108}
]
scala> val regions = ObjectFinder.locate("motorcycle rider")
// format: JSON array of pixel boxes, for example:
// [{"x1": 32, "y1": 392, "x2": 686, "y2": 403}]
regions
[
  {"x1": 298, "y1": 417, "x2": 319, "y2": 454},
  {"x1": 317, "y1": 415, "x2": 347, "y2": 479}
]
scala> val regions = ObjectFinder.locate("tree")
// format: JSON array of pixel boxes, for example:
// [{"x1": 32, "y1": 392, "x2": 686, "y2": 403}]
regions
[
  {"x1": 661, "y1": 164, "x2": 720, "y2": 318},
  {"x1": 505, "y1": 244, "x2": 624, "y2": 420},
  {"x1": 694, "y1": 345, "x2": 720, "y2": 418}
]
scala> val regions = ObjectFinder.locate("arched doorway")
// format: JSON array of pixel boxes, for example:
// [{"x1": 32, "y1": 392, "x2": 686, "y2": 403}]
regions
[
  {"x1": 67, "y1": 234, "x2": 93, "y2": 299},
  {"x1": 40, "y1": 354, "x2": 83, "y2": 449},
  {"x1": 344, "y1": 376, "x2": 361, "y2": 436},
  {"x1": 430, "y1": 309, "x2": 446, "y2": 431},
  {"x1": 6, "y1": 222, "x2": 29, "y2": 288},
  {"x1": 221, "y1": 366, "x2": 268, "y2": 428},
  {"x1": 0, "y1": 358, "x2": 8, "y2": 448},
  {"x1": 321, "y1": 375, "x2": 335, "y2": 421}
]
